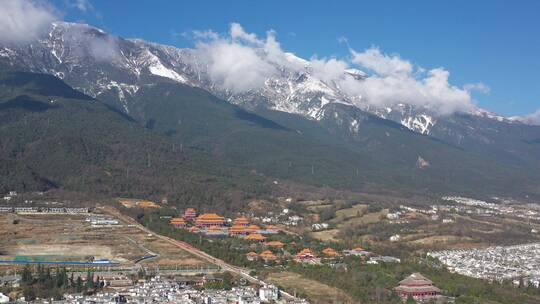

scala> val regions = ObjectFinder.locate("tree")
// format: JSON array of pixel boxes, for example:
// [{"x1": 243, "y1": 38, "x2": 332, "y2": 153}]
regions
[
  {"x1": 76, "y1": 276, "x2": 83, "y2": 293},
  {"x1": 222, "y1": 272, "x2": 233, "y2": 290},
  {"x1": 86, "y1": 270, "x2": 94, "y2": 290},
  {"x1": 406, "y1": 295, "x2": 416, "y2": 304},
  {"x1": 21, "y1": 265, "x2": 33, "y2": 284}
]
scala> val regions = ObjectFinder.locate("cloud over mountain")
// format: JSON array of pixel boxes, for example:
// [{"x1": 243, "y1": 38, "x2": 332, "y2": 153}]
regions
[
  {"x1": 0, "y1": 0, "x2": 58, "y2": 44},
  {"x1": 514, "y1": 109, "x2": 540, "y2": 125},
  {"x1": 191, "y1": 23, "x2": 482, "y2": 115}
]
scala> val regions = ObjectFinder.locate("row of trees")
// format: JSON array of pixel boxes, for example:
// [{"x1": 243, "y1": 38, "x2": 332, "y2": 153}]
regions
[{"x1": 20, "y1": 265, "x2": 104, "y2": 301}]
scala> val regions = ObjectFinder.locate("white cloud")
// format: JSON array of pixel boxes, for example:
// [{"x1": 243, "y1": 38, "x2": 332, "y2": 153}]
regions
[
  {"x1": 0, "y1": 0, "x2": 58, "y2": 44},
  {"x1": 87, "y1": 34, "x2": 120, "y2": 62},
  {"x1": 464, "y1": 82, "x2": 491, "y2": 94},
  {"x1": 190, "y1": 23, "x2": 485, "y2": 115},
  {"x1": 351, "y1": 47, "x2": 413, "y2": 77},
  {"x1": 514, "y1": 109, "x2": 540, "y2": 125},
  {"x1": 69, "y1": 0, "x2": 92, "y2": 12},
  {"x1": 196, "y1": 40, "x2": 277, "y2": 93},
  {"x1": 193, "y1": 23, "x2": 302, "y2": 93},
  {"x1": 309, "y1": 57, "x2": 348, "y2": 83},
  {"x1": 346, "y1": 47, "x2": 477, "y2": 115},
  {"x1": 230, "y1": 22, "x2": 260, "y2": 45}
]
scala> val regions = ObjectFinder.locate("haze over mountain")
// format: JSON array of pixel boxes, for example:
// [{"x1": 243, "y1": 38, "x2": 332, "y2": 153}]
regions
[{"x1": 1, "y1": 10, "x2": 540, "y2": 200}]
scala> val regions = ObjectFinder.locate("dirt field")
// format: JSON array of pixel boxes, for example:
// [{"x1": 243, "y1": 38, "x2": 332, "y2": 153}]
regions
[
  {"x1": 310, "y1": 229, "x2": 341, "y2": 242},
  {"x1": 0, "y1": 212, "x2": 205, "y2": 267},
  {"x1": 118, "y1": 198, "x2": 161, "y2": 209},
  {"x1": 265, "y1": 272, "x2": 354, "y2": 304}
]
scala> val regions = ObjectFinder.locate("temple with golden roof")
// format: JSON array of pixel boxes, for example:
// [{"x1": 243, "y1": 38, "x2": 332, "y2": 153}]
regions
[
  {"x1": 295, "y1": 248, "x2": 317, "y2": 262},
  {"x1": 170, "y1": 217, "x2": 186, "y2": 228},
  {"x1": 233, "y1": 216, "x2": 250, "y2": 227},
  {"x1": 245, "y1": 224, "x2": 261, "y2": 234},
  {"x1": 229, "y1": 225, "x2": 248, "y2": 235},
  {"x1": 322, "y1": 247, "x2": 340, "y2": 257},
  {"x1": 195, "y1": 213, "x2": 225, "y2": 227},
  {"x1": 259, "y1": 250, "x2": 278, "y2": 262},
  {"x1": 244, "y1": 233, "x2": 266, "y2": 242},
  {"x1": 265, "y1": 241, "x2": 285, "y2": 248}
]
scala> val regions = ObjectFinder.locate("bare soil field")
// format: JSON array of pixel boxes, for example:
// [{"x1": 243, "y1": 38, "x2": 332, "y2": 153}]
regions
[
  {"x1": 265, "y1": 272, "x2": 354, "y2": 304},
  {"x1": 0, "y1": 212, "x2": 205, "y2": 267},
  {"x1": 310, "y1": 229, "x2": 340, "y2": 242},
  {"x1": 118, "y1": 198, "x2": 161, "y2": 209}
]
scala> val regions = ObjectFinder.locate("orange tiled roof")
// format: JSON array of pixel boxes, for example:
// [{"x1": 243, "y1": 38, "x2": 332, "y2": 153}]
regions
[
  {"x1": 229, "y1": 225, "x2": 247, "y2": 232},
  {"x1": 170, "y1": 217, "x2": 186, "y2": 223},
  {"x1": 353, "y1": 247, "x2": 365, "y2": 251},
  {"x1": 265, "y1": 241, "x2": 285, "y2": 247},
  {"x1": 322, "y1": 247, "x2": 340, "y2": 256},
  {"x1": 296, "y1": 248, "x2": 317, "y2": 257},
  {"x1": 186, "y1": 208, "x2": 197, "y2": 212},
  {"x1": 246, "y1": 252, "x2": 259, "y2": 257},
  {"x1": 259, "y1": 250, "x2": 277, "y2": 260},
  {"x1": 197, "y1": 213, "x2": 224, "y2": 220},
  {"x1": 234, "y1": 216, "x2": 249, "y2": 222},
  {"x1": 265, "y1": 225, "x2": 279, "y2": 230},
  {"x1": 245, "y1": 233, "x2": 266, "y2": 241}
]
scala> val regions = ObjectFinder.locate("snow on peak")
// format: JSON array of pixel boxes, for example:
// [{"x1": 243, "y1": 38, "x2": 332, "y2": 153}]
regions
[
  {"x1": 401, "y1": 114, "x2": 435, "y2": 135},
  {"x1": 143, "y1": 49, "x2": 188, "y2": 84}
]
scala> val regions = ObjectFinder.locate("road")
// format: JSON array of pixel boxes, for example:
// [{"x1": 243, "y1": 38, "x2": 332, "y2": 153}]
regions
[{"x1": 99, "y1": 206, "x2": 298, "y2": 300}]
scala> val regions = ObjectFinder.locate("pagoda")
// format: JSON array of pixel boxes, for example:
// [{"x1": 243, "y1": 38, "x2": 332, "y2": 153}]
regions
[{"x1": 394, "y1": 273, "x2": 441, "y2": 300}]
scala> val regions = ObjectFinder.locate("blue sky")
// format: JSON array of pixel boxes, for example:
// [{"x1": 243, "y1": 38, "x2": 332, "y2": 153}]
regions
[{"x1": 53, "y1": 0, "x2": 540, "y2": 116}]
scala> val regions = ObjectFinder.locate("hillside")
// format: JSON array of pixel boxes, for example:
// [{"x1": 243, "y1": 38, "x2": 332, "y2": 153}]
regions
[
  {"x1": 2, "y1": 71, "x2": 540, "y2": 203},
  {"x1": 0, "y1": 71, "x2": 271, "y2": 209}
]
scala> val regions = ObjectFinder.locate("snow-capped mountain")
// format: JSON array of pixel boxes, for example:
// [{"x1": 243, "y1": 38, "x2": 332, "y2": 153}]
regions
[
  {"x1": 0, "y1": 21, "x2": 530, "y2": 139},
  {"x1": 0, "y1": 22, "x2": 438, "y2": 135}
]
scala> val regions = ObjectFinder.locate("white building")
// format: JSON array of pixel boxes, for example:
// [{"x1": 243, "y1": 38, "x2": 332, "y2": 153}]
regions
[
  {"x1": 0, "y1": 293, "x2": 9, "y2": 304},
  {"x1": 259, "y1": 285, "x2": 279, "y2": 302},
  {"x1": 390, "y1": 234, "x2": 401, "y2": 242}
]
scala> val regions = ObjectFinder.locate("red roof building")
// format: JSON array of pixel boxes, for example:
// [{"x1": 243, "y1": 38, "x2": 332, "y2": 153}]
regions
[{"x1": 394, "y1": 273, "x2": 441, "y2": 300}]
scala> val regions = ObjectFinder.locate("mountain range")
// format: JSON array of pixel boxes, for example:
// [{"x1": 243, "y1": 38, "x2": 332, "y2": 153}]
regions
[{"x1": 1, "y1": 21, "x2": 540, "y2": 201}]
